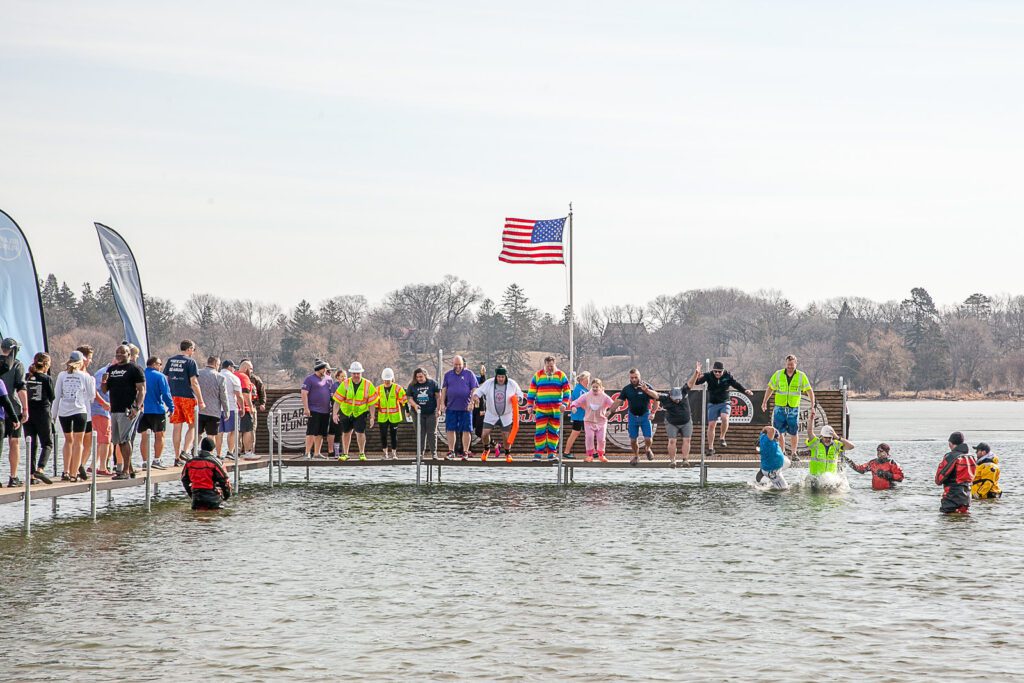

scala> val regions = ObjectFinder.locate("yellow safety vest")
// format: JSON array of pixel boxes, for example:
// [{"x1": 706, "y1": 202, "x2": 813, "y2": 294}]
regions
[
  {"x1": 334, "y1": 379, "x2": 377, "y2": 418},
  {"x1": 807, "y1": 437, "x2": 842, "y2": 476},
  {"x1": 769, "y1": 369, "x2": 811, "y2": 408},
  {"x1": 376, "y1": 383, "x2": 407, "y2": 424}
]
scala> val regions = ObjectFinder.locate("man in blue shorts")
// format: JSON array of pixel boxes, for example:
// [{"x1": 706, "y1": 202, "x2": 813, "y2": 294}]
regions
[
  {"x1": 695, "y1": 360, "x2": 753, "y2": 452},
  {"x1": 608, "y1": 368, "x2": 660, "y2": 465},
  {"x1": 439, "y1": 355, "x2": 478, "y2": 460},
  {"x1": 761, "y1": 354, "x2": 814, "y2": 458}
]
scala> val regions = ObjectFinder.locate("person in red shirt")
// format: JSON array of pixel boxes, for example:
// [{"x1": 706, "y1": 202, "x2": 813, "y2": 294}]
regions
[
  {"x1": 935, "y1": 431, "x2": 976, "y2": 514},
  {"x1": 235, "y1": 362, "x2": 256, "y2": 457},
  {"x1": 844, "y1": 443, "x2": 904, "y2": 490}
]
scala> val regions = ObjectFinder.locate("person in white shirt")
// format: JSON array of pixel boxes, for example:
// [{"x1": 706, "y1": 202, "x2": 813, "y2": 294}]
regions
[
  {"x1": 51, "y1": 350, "x2": 97, "y2": 482},
  {"x1": 219, "y1": 359, "x2": 243, "y2": 458},
  {"x1": 472, "y1": 366, "x2": 523, "y2": 461}
]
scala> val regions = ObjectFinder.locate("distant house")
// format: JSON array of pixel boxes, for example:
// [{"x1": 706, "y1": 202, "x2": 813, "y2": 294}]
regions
[
  {"x1": 397, "y1": 327, "x2": 429, "y2": 354},
  {"x1": 601, "y1": 322, "x2": 647, "y2": 356}
]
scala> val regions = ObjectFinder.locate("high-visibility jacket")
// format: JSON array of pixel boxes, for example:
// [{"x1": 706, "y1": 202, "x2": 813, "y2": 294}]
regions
[
  {"x1": 375, "y1": 382, "x2": 407, "y2": 424},
  {"x1": 769, "y1": 369, "x2": 811, "y2": 408},
  {"x1": 807, "y1": 436, "x2": 843, "y2": 476},
  {"x1": 333, "y1": 378, "x2": 378, "y2": 418},
  {"x1": 972, "y1": 454, "x2": 1002, "y2": 499}
]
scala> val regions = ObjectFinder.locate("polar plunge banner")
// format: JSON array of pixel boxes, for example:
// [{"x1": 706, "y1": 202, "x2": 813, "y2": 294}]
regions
[
  {"x1": 95, "y1": 222, "x2": 150, "y2": 359},
  {"x1": 0, "y1": 209, "x2": 48, "y2": 361}
]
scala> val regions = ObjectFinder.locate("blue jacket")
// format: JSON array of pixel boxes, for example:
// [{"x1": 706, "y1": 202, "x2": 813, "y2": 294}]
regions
[
  {"x1": 144, "y1": 367, "x2": 175, "y2": 415},
  {"x1": 759, "y1": 433, "x2": 785, "y2": 472}
]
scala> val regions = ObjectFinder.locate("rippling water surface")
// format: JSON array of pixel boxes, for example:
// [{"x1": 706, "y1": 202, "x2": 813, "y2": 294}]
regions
[{"x1": 1, "y1": 401, "x2": 1022, "y2": 681}]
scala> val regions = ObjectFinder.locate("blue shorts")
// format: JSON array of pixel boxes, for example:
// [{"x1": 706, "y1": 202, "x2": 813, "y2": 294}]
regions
[
  {"x1": 445, "y1": 409, "x2": 472, "y2": 433},
  {"x1": 772, "y1": 407, "x2": 799, "y2": 435},
  {"x1": 220, "y1": 412, "x2": 236, "y2": 432},
  {"x1": 627, "y1": 412, "x2": 652, "y2": 439},
  {"x1": 707, "y1": 402, "x2": 731, "y2": 422}
]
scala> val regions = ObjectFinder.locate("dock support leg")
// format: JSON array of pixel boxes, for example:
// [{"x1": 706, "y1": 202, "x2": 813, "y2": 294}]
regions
[
  {"x1": 277, "y1": 411, "x2": 283, "y2": 484},
  {"x1": 107, "y1": 489, "x2": 113, "y2": 506},
  {"x1": 90, "y1": 437, "x2": 98, "y2": 521},
  {"x1": 145, "y1": 433, "x2": 152, "y2": 513},
  {"x1": 415, "y1": 410, "x2": 422, "y2": 485},
  {"x1": 233, "y1": 418, "x2": 240, "y2": 494},
  {"x1": 269, "y1": 412, "x2": 275, "y2": 487},
  {"x1": 23, "y1": 433, "x2": 31, "y2": 536}
]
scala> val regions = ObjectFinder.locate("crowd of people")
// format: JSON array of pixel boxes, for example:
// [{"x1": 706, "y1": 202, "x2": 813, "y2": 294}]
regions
[{"x1": 0, "y1": 337, "x2": 1006, "y2": 513}]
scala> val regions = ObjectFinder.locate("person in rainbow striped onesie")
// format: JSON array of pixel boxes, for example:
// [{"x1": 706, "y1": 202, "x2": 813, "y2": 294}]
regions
[{"x1": 526, "y1": 355, "x2": 571, "y2": 461}]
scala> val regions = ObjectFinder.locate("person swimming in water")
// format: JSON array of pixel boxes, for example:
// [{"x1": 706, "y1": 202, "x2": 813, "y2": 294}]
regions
[
  {"x1": 181, "y1": 436, "x2": 232, "y2": 510},
  {"x1": 755, "y1": 426, "x2": 789, "y2": 489},
  {"x1": 844, "y1": 443, "x2": 904, "y2": 490}
]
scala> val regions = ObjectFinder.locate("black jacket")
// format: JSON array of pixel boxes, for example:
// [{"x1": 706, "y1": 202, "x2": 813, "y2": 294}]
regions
[{"x1": 696, "y1": 372, "x2": 747, "y2": 404}]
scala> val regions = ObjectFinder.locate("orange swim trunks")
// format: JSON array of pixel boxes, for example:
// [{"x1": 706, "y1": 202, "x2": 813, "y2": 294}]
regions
[{"x1": 170, "y1": 396, "x2": 197, "y2": 424}]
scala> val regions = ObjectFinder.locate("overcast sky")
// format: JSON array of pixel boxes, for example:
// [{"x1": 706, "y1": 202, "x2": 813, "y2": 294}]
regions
[{"x1": 3, "y1": 1, "x2": 1022, "y2": 315}]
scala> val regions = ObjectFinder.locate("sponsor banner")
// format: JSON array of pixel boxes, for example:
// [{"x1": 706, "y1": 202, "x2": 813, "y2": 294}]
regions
[
  {"x1": 95, "y1": 222, "x2": 150, "y2": 358},
  {"x1": 0, "y1": 209, "x2": 48, "y2": 360},
  {"x1": 269, "y1": 393, "x2": 308, "y2": 450}
]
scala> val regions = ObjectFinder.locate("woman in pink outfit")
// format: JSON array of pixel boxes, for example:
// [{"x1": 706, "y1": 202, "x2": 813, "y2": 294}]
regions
[{"x1": 571, "y1": 378, "x2": 614, "y2": 462}]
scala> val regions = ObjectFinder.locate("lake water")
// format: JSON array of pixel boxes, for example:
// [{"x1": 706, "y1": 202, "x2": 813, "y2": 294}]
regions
[{"x1": 1, "y1": 401, "x2": 1021, "y2": 681}]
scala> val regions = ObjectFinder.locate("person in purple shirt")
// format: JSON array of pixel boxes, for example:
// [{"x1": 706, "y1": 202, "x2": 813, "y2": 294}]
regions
[
  {"x1": 301, "y1": 360, "x2": 334, "y2": 457},
  {"x1": 439, "y1": 355, "x2": 479, "y2": 460}
]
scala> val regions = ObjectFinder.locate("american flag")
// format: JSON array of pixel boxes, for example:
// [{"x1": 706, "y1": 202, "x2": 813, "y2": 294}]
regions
[{"x1": 499, "y1": 217, "x2": 567, "y2": 265}]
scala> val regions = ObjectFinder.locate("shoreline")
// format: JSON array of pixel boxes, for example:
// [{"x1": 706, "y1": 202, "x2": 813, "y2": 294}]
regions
[{"x1": 848, "y1": 391, "x2": 1023, "y2": 402}]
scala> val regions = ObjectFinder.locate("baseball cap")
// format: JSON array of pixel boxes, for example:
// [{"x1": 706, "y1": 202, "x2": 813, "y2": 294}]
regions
[
  {"x1": 68, "y1": 350, "x2": 85, "y2": 362},
  {"x1": 670, "y1": 387, "x2": 683, "y2": 400},
  {"x1": 221, "y1": 359, "x2": 236, "y2": 370},
  {"x1": 495, "y1": 366, "x2": 507, "y2": 377},
  {"x1": 973, "y1": 442, "x2": 990, "y2": 452},
  {"x1": 712, "y1": 361, "x2": 724, "y2": 370},
  {"x1": 1, "y1": 338, "x2": 18, "y2": 352},
  {"x1": 313, "y1": 360, "x2": 329, "y2": 371}
]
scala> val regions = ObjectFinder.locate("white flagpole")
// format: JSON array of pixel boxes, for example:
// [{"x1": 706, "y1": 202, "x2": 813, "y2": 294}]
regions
[{"x1": 567, "y1": 203, "x2": 574, "y2": 381}]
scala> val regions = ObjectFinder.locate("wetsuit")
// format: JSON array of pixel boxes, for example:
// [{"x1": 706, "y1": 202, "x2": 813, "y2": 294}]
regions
[
  {"x1": 847, "y1": 456, "x2": 904, "y2": 490},
  {"x1": 181, "y1": 450, "x2": 232, "y2": 510},
  {"x1": 935, "y1": 444, "x2": 976, "y2": 514}
]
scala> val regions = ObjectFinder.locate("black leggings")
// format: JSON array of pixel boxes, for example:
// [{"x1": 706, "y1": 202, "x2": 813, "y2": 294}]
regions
[
  {"x1": 24, "y1": 412, "x2": 54, "y2": 472},
  {"x1": 379, "y1": 422, "x2": 398, "y2": 450}
]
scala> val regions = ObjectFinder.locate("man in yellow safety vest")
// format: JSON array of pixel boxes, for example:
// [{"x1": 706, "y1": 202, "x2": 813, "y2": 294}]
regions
[
  {"x1": 376, "y1": 367, "x2": 407, "y2": 459},
  {"x1": 331, "y1": 361, "x2": 377, "y2": 461},
  {"x1": 806, "y1": 424, "x2": 854, "y2": 477},
  {"x1": 761, "y1": 354, "x2": 815, "y2": 458}
]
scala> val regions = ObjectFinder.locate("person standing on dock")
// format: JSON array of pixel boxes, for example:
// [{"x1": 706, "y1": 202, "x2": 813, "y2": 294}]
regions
[
  {"x1": 0, "y1": 362, "x2": 24, "y2": 486},
  {"x1": 762, "y1": 354, "x2": 814, "y2": 457},
  {"x1": 407, "y1": 367, "x2": 440, "y2": 459},
  {"x1": 326, "y1": 368, "x2": 347, "y2": 457},
  {"x1": 51, "y1": 350, "x2": 94, "y2": 482},
  {"x1": 473, "y1": 365, "x2": 523, "y2": 461},
  {"x1": 563, "y1": 371, "x2": 591, "y2": 459},
  {"x1": 526, "y1": 356, "x2": 571, "y2": 462},
  {"x1": 696, "y1": 360, "x2": 753, "y2": 452},
  {"x1": 102, "y1": 344, "x2": 146, "y2": 480},
  {"x1": 181, "y1": 437, "x2": 231, "y2": 510},
  {"x1": 76, "y1": 345, "x2": 99, "y2": 473},
  {"x1": 376, "y1": 368, "x2": 406, "y2": 459},
  {"x1": 24, "y1": 353, "x2": 54, "y2": 485},
  {"x1": 935, "y1": 431, "x2": 976, "y2": 514},
  {"x1": 197, "y1": 357, "x2": 229, "y2": 450},
  {"x1": 139, "y1": 356, "x2": 174, "y2": 469},
  {"x1": 440, "y1": 355, "x2": 479, "y2": 460},
  {"x1": 332, "y1": 361, "x2": 377, "y2": 461},
  {"x1": 1, "y1": 338, "x2": 29, "y2": 488},
  {"x1": 570, "y1": 377, "x2": 613, "y2": 462},
  {"x1": 235, "y1": 361, "x2": 256, "y2": 457},
  {"x1": 608, "y1": 368, "x2": 660, "y2": 465},
  {"x1": 164, "y1": 340, "x2": 205, "y2": 465},
  {"x1": 219, "y1": 360, "x2": 244, "y2": 459},
  {"x1": 301, "y1": 360, "x2": 333, "y2": 458},
  {"x1": 658, "y1": 363, "x2": 701, "y2": 468}
]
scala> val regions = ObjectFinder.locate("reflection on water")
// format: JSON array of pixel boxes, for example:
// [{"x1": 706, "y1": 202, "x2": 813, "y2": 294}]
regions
[{"x1": 1, "y1": 403, "x2": 1022, "y2": 680}]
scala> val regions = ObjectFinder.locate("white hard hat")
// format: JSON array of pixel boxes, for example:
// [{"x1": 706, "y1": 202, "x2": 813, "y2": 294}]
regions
[
  {"x1": 349, "y1": 361, "x2": 364, "y2": 374},
  {"x1": 381, "y1": 367, "x2": 395, "y2": 381},
  {"x1": 819, "y1": 425, "x2": 837, "y2": 439}
]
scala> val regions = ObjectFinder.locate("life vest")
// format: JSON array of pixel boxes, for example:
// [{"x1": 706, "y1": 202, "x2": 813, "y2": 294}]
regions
[
  {"x1": 807, "y1": 437, "x2": 843, "y2": 476},
  {"x1": 334, "y1": 378, "x2": 377, "y2": 418},
  {"x1": 376, "y1": 383, "x2": 407, "y2": 424},
  {"x1": 769, "y1": 369, "x2": 811, "y2": 408},
  {"x1": 972, "y1": 455, "x2": 1001, "y2": 499}
]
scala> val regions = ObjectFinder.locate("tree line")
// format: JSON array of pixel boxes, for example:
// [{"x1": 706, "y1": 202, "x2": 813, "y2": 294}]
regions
[{"x1": 36, "y1": 273, "x2": 1021, "y2": 396}]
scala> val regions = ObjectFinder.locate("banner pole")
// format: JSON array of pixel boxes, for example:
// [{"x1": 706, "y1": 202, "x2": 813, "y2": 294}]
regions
[{"x1": 567, "y1": 203, "x2": 574, "y2": 380}]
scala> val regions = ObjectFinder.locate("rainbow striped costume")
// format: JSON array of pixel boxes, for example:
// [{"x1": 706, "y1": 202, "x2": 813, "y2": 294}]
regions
[{"x1": 526, "y1": 369, "x2": 571, "y2": 457}]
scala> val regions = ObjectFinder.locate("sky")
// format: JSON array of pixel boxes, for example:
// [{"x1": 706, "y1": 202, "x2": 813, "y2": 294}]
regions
[{"x1": 2, "y1": 1, "x2": 1023, "y2": 315}]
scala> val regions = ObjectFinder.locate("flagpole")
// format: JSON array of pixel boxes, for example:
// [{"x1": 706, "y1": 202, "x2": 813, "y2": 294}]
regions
[{"x1": 567, "y1": 202, "x2": 574, "y2": 381}]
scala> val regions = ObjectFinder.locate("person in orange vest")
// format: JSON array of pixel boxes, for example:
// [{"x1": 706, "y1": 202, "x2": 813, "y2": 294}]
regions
[{"x1": 376, "y1": 368, "x2": 407, "y2": 459}]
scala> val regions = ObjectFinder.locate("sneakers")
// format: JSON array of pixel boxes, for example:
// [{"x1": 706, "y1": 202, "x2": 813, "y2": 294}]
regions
[
  {"x1": 563, "y1": 453, "x2": 576, "y2": 459},
  {"x1": 8, "y1": 476, "x2": 23, "y2": 487},
  {"x1": 78, "y1": 465, "x2": 88, "y2": 481},
  {"x1": 338, "y1": 454, "x2": 349, "y2": 462},
  {"x1": 584, "y1": 455, "x2": 594, "y2": 463},
  {"x1": 720, "y1": 439, "x2": 728, "y2": 448},
  {"x1": 460, "y1": 452, "x2": 471, "y2": 462},
  {"x1": 598, "y1": 454, "x2": 609, "y2": 463},
  {"x1": 505, "y1": 453, "x2": 513, "y2": 463},
  {"x1": 151, "y1": 461, "x2": 167, "y2": 470},
  {"x1": 533, "y1": 454, "x2": 543, "y2": 461},
  {"x1": 629, "y1": 455, "x2": 639, "y2": 466},
  {"x1": 480, "y1": 449, "x2": 489, "y2": 462},
  {"x1": 112, "y1": 471, "x2": 130, "y2": 480},
  {"x1": 358, "y1": 453, "x2": 367, "y2": 461},
  {"x1": 645, "y1": 448, "x2": 654, "y2": 461},
  {"x1": 445, "y1": 452, "x2": 456, "y2": 461},
  {"x1": 33, "y1": 470, "x2": 53, "y2": 485},
  {"x1": 547, "y1": 454, "x2": 558, "y2": 462}
]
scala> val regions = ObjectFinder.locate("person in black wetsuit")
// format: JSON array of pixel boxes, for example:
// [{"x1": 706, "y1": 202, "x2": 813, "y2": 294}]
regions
[{"x1": 181, "y1": 437, "x2": 232, "y2": 510}]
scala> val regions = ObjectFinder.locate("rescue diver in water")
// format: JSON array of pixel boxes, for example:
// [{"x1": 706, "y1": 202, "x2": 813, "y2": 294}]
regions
[
  {"x1": 844, "y1": 443, "x2": 904, "y2": 490},
  {"x1": 181, "y1": 436, "x2": 232, "y2": 509}
]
